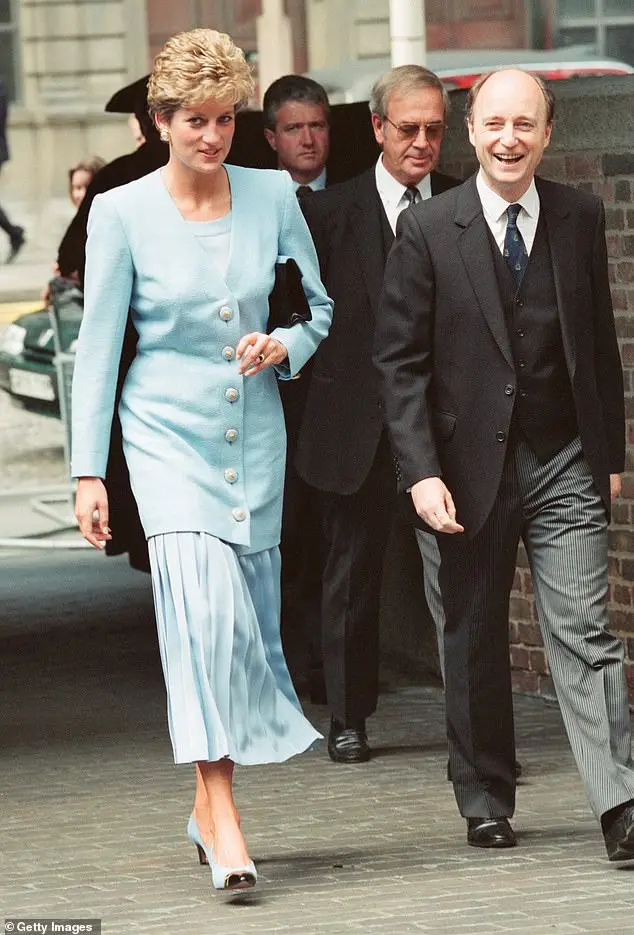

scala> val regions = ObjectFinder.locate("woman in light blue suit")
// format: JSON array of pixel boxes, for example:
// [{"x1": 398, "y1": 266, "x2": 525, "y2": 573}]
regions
[{"x1": 71, "y1": 29, "x2": 333, "y2": 892}]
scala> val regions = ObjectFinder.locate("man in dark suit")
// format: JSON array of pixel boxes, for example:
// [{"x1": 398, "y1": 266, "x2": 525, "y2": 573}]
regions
[
  {"x1": 0, "y1": 75, "x2": 25, "y2": 263},
  {"x1": 262, "y1": 75, "x2": 331, "y2": 703},
  {"x1": 297, "y1": 65, "x2": 458, "y2": 762},
  {"x1": 375, "y1": 69, "x2": 634, "y2": 859}
]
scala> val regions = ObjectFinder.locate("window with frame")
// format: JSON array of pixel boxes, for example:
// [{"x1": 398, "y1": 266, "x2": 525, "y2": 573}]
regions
[
  {"x1": 0, "y1": 0, "x2": 17, "y2": 102},
  {"x1": 556, "y1": 0, "x2": 634, "y2": 66}
]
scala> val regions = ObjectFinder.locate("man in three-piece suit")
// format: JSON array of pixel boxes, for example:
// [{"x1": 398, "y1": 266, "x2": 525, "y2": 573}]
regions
[
  {"x1": 297, "y1": 65, "x2": 458, "y2": 763},
  {"x1": 375, "y1": 69, "x2": 634, "y2": 859}
]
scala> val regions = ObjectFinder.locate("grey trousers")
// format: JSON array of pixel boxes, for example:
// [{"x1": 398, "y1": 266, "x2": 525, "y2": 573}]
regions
[
  {"x1": 430, "y1": 437, "x2": 634, "y2": 820},
  {"x1": 414, "y1": 526, "x2": 446, "y2": 679}
]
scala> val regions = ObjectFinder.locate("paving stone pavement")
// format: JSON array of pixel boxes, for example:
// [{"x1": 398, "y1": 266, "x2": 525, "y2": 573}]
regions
[{"x1": 1, "y1": 550, "x2": 633, "y2": 935}]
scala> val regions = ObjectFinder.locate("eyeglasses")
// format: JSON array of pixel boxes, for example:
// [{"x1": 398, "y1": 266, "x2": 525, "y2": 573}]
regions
[{"x1": 383, "y1": 116, "x2": 446, "y2": 142}]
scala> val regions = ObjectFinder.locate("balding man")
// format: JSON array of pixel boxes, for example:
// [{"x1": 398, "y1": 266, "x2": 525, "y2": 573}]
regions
[{"x1": 375, "y1": 69, "x2": 634, "y2": 859}]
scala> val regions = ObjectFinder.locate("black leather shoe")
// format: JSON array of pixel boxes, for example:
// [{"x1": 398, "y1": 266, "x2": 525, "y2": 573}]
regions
[
  {"x1": 603, "y1": 802, "x2": 634, "y2": 861},
  {"x1": 467, "y1": 817, "x2": 517, "y2": 848},
  {"x1": 327, "y1": 716, "x2": 371, "y2": 763},
  {"x1": 7, "y1": 227, "x2": 25, "y2": 264}
]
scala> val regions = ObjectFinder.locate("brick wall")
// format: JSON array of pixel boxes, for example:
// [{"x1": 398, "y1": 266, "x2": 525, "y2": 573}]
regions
[{"x1": 434, "y1": 78, "x2": 634, "y2": 707}]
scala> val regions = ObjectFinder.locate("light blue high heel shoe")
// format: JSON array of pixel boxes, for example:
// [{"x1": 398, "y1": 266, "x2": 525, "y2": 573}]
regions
[{"x1": 187, "y1": 814, "x2": 257, "y2": 891}]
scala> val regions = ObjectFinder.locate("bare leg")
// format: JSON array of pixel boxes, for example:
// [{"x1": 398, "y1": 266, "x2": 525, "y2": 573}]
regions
[
  {"x1": 191, "y1": 765, "x2": 212, "y2": 860},
  {"x1": 197, "y1": 758, "x2": 250, "y2": 868}
]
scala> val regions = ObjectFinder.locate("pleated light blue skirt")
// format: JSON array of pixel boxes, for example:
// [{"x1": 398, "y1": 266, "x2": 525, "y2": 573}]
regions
[{"x1": 148, "y1": 532, "x2": 322, "y2": 765}]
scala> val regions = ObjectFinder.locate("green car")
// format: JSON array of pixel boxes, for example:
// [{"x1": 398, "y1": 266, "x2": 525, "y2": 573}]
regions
[{"x1": 0, "y1": 279, "x2": 83, "y2": 418}]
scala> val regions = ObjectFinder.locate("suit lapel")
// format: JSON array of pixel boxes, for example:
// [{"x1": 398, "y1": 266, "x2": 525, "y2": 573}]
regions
[
  {"x1": 350, "y1": 169, "x2": 391, "y2": 317},
  {"x1": 455, "y1": 177, "x2": 514, "y2": 367},
  {"x1": 537, "y1": 178, "x2": 577, "y2": 379}
]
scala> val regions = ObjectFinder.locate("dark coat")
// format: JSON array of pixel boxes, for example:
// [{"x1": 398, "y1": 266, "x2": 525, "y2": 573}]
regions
[
  {"x1": 296, "y1": 167, "x2": 459, "y2": 495},
  {"x1": 374, "y1": 174, "x2": 625, "y2": 538},
  {"x1": 57, "y1": 137, "x2": 169, "y2": 281},
  {"x1": 57, "y1": 135, "x2": 168, "y2": 572}
]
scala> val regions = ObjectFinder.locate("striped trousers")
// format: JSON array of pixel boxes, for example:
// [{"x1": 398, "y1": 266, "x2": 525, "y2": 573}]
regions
[{"x1": 437, "y1": 436, "x2": 634, "y2": 820}]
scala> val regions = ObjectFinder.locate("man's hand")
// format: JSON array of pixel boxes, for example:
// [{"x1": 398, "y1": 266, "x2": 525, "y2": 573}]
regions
[
  {"x1": 610, "y1": 473, "x2": 622, "y2": 501},
  {"x1": 411, "y1": 477, "x2": 464, "y2": 534}
]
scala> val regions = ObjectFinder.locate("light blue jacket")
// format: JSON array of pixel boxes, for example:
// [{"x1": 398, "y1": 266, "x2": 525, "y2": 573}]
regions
[{"x1": 71, "y1": 165, "x2": 333, "y2": 552}]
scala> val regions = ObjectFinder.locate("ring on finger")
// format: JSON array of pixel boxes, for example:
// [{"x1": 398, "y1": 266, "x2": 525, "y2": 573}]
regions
[{"x1": 256, "y1": 353, "x2": 265, "y2": 363}]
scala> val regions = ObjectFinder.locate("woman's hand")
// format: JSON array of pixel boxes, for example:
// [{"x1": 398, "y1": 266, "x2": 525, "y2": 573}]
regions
[
  {"x1": 236, "y1": 332, "x2": 288, "y2": 376},
  {"x1": 75, "y1": 477, "x2": 112, "y2": 550}
]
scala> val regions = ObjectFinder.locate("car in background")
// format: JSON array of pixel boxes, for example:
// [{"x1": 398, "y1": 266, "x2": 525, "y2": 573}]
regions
[
  {"x1": 0, "y1": 279, "x2": 83, "y2": 418},
  {"x1": 305, "y1": 46, "x2": 634, "y2": 102}
]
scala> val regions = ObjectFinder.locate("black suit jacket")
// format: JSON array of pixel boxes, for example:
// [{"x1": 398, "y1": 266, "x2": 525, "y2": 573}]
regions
[
  {"x1": 296, "y1": 166, "x2": 459, "y2": 495},
  {"x1": 374, "y1": 174, "x2": 625, "y2": 538}
]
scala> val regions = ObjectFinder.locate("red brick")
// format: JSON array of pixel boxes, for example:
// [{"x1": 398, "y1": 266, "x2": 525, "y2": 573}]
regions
[
  {"x1": 539, "y1": 154, "x2": 566, "y2": 180},
  {"x1": 512, "y1": 670, "x2": 539, "y2": 694},
  {"x1": 616, "y1": 262, "x2": 634, "y2": 284},
  {"x1": 607, "y1": 234, "x2": 622, "y2": 258},
  {"x1": 521, "y1": 570, "x2": 534, "y2": 595},
  {"x1": 599, "y1": 181, "x2": 615, "y2": 203},
  {"x1": 610, "y1": 502, "x2": 630, "y2": 525},
  {"x1": 617, "y1": 475, "x2": 634, "y2": 501},
  {"x1": 621, "y1": 343, "x2": 634, "y2": 365},
  {"x1": 623, "y1": 235, "x2": 634, "y2": 257},
  {"x1": 529, "y1": 649, "x2": 549, "y2": 674},
  {"x1": 566, "y1": 154, "x2": 601, "y2": 178},
  {"x1": 509, "y1": 596, "x2": 532, "y2": 620},
  {"x1": 510, "y1": 646, "x2": 529, "y2": 669},
  {"x1": 613, "y1": 584, "x2": 632, "y2": 606},
  {"x1": 607, "y1": 208, "x2": 625, "y2": 231},
  {"x1": 517, "y1": 621, "x2": 542, "y2": 646},
  {"x1": 610, "y1": 609, "x2": 634, "y2": 634}
]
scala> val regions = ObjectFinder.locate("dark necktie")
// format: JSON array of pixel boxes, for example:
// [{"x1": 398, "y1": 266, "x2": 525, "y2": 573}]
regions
[
  {"x1": 296, "y1": 185, "x2": 313, "y2": 199},
  {"x1": 504, "y1": 203, "x2": 528, "y2": 284},
  {"x1": 403, "y1": 186, "x2": 421, "y2": 207}
]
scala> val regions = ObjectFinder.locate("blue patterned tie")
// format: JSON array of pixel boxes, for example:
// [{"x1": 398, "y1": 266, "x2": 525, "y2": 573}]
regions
[{"x1": 504, "y1": 203, "x2": 528, "y2": 285}]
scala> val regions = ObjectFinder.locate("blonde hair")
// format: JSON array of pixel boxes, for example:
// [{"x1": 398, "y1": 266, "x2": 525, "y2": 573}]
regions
[{"x1": 148, "y1": 28, "x2": 254, "y2": 121}]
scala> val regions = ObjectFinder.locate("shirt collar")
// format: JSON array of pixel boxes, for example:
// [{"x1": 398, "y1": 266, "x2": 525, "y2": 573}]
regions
[
  {"x1": 375, "y1": 154, "x2": 432, "y2": 206},
  {"x1": 476, "y1": 170, "x2": 539, "y2": 223},
  {"x1": 292, "y1": 167, "x2": 327, "y2": 192}
]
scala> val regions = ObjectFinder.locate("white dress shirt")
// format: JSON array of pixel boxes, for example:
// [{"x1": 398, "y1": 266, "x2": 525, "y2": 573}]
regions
[
  {"x1": 476, "y1": 171, "x2": 540, "y2": 255},
  {"x1": 292, "y1": 167, "x2": 327, "y2": 193},
  {"x1": 375, "y1": 155, "x2": 432, "y2": 235}
]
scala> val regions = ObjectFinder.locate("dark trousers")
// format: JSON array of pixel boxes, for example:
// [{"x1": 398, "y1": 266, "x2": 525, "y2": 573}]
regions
[
  {"x1": 440, "y1": 437, "x2": 634, "y2": 820},
  {"x1": 319, "y1": 433, "x2": 396, "y2": 723},
  {"x1": 0, "y1": 166, "x2": 20, "y2": 240},
  {"x1": 280, "y1": 460, "x2": 324, "y2": 690}
]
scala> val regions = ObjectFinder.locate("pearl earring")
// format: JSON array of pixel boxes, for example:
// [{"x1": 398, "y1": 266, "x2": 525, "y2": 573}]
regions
[{"x1": 160, "y1": 129, "x2": 170, "y2": 143}]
